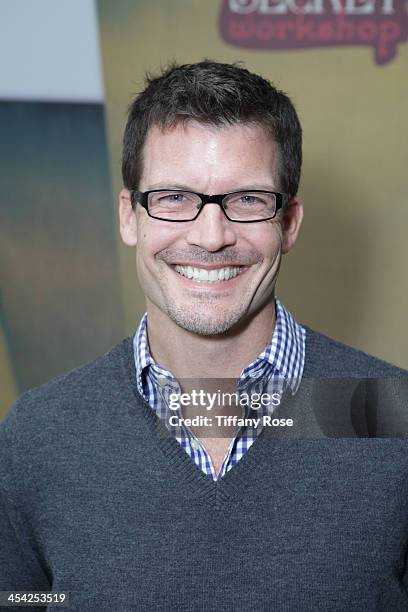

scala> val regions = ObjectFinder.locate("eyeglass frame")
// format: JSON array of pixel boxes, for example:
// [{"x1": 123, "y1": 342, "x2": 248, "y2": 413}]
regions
[{"x1": 129, "y1": 189, "x2": 289, "y2": 223}]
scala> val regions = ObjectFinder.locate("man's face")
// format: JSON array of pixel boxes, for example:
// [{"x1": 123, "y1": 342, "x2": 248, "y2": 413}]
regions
[{"x1": 119, "y1": 121, "x2": 302, "y2": 336}]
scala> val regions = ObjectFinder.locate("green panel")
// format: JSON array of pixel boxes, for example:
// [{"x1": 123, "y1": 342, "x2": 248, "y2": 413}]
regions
[{"x1": 0, "y1": 102, "x2": 125, "y2": 398}]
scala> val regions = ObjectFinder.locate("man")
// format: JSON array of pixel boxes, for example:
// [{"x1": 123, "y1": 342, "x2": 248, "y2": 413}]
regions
[{"x1": 1, "y1": 61, "x2": 407, "y2": 611}]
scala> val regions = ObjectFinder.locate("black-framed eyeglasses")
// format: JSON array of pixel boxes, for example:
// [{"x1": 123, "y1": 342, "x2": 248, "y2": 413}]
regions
[{"x1": 130, "y1": 189, "x2": 288, "y2": 223}]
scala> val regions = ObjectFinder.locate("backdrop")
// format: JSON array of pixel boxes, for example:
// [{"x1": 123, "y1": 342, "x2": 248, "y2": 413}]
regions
[
  {"x1": 1, "y1": 0, "x2": 407, "y2": 419},
  {"x1": 0, "y1": 0, "x2": 123, "y2": 417},
  {"x1": 97, "y1": 0, "x2": 408, "y2": 363}
]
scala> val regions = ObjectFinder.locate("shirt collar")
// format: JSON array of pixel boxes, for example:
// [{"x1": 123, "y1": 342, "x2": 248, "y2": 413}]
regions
[
  {"x1": 133, "y1": 312, "x2": 153, "y2": 399},
  {"x1": 133, "y1": 298, "x2": 305, "y2": 397},
  {"x1": 240, "y1": 298, "x2": 305, "y2": 394}
]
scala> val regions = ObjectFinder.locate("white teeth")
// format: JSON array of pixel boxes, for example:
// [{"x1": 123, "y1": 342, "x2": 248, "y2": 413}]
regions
[{"x1": 174, "y1": 265, "x2": 242, "y2": 282}]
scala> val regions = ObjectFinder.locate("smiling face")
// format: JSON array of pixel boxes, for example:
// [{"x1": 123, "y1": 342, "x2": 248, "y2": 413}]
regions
[{"x1": 119, "y1": 121, "x2": 303, "y2": 337}]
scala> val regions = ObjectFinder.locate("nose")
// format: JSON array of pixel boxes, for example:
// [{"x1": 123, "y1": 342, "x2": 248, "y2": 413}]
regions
[{"x1": 185, "y1": 202, "x2": 238, "y2": 252}]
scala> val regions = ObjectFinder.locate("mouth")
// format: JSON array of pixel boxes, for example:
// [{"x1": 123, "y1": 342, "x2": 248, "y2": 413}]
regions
[{"x1": 174, "y1": 264, "x2": 244, "y2": 283}]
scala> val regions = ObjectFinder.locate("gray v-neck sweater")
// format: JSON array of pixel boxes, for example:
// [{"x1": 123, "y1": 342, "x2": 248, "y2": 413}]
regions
[{"x1": 1, "y1": 327, "x2": 408, "y2": 611}]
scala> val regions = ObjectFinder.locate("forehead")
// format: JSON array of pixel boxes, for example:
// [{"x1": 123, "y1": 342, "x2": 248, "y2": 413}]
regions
[{"x1": 140, "y1": 121, "x2": 280, "y2": 191}]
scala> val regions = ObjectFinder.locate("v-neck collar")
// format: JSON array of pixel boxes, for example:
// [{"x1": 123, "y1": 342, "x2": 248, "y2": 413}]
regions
[{"x1": 116, "y1": 335, "x2": 306, "y2": 506}]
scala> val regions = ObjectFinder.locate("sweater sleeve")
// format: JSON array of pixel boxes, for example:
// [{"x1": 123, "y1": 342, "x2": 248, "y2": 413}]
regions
[{"x1": 0, "y1": 416, "x2": 51, "y2": 595}]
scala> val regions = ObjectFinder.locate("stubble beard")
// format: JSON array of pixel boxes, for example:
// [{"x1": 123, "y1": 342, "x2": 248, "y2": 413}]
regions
[
  {"x1": 152, "y1": 245, "x2": 270, "y2": 335},
  {"x1": 164, "y1": 295, "x2": 249, "y2": 336}
]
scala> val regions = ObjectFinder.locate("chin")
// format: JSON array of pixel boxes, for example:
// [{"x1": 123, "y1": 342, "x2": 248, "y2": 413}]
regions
[{"x1": 165, "y1": 302, "x2": 246, "y2": 337}]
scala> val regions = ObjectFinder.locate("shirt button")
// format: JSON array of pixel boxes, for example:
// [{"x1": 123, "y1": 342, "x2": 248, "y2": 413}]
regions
[
  {"x1": 157, "y1": 377, "x2": 169, "y2": 387},
  {"x1": 191, "y1": 439, "x2": 200, "y2": 451}
]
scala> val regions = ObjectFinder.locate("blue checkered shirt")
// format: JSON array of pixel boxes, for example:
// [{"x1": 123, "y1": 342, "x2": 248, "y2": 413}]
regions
[{"x1": 133, "y1": 298, "x2": 305, "y2": 480}]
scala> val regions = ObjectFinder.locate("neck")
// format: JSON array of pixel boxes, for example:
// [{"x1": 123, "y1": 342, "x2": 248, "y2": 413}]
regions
[{"x1": 145, "y1": 300, "x2": 277, "y2": 379}]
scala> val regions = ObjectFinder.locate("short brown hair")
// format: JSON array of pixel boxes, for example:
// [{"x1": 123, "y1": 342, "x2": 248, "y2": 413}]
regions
[{"x1": 122, "y1": 60, "x2": 302, "y2": 198}]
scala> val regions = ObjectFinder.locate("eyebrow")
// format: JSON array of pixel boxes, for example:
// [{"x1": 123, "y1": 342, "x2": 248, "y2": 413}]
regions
[
  {"x1": 145, "y1": 183, "x2": 277, "y2": 192},
  {"x1": 147, "y1": 183, "x2": 197, "y2": 191}
]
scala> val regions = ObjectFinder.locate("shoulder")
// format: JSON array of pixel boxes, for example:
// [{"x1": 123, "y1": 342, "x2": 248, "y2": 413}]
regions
[
  {"x1": 0, "y1": 336, "x2": 136, "y2": 442},
  {"x1": 303, "y1": 325, "x2": 408, "y2": 378}
]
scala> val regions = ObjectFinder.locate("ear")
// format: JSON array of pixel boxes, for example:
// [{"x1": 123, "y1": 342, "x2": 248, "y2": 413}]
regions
[
  {"x1": 119, "y1": 188, "x2": 138, "y2": 246},
  {"x1": 281, "y1": 196, "x2": 303, "y2": 255}
]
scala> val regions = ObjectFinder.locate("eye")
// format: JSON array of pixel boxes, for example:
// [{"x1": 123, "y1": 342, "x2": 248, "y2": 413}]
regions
[
  {"x1": 239, "y1": 195, "x2": 263, "y2": 204},
  {"x1": 159, "y1": 193, "x2": 186, "y2": 202},
  {"x1": 232, "y1": 194, "x2": 268, "y2": 208}
]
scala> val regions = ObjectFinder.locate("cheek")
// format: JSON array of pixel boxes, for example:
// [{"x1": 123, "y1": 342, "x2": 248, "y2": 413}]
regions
[
  {"x1": 250, "y1": 224, "x2": 283, "y2": 262},
  {"x1": 136, "y1": 219, "x2": 172, "y2": 258},
  {"x1": 135, "y1": 222, "x2": 179, "y2": 276}
]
